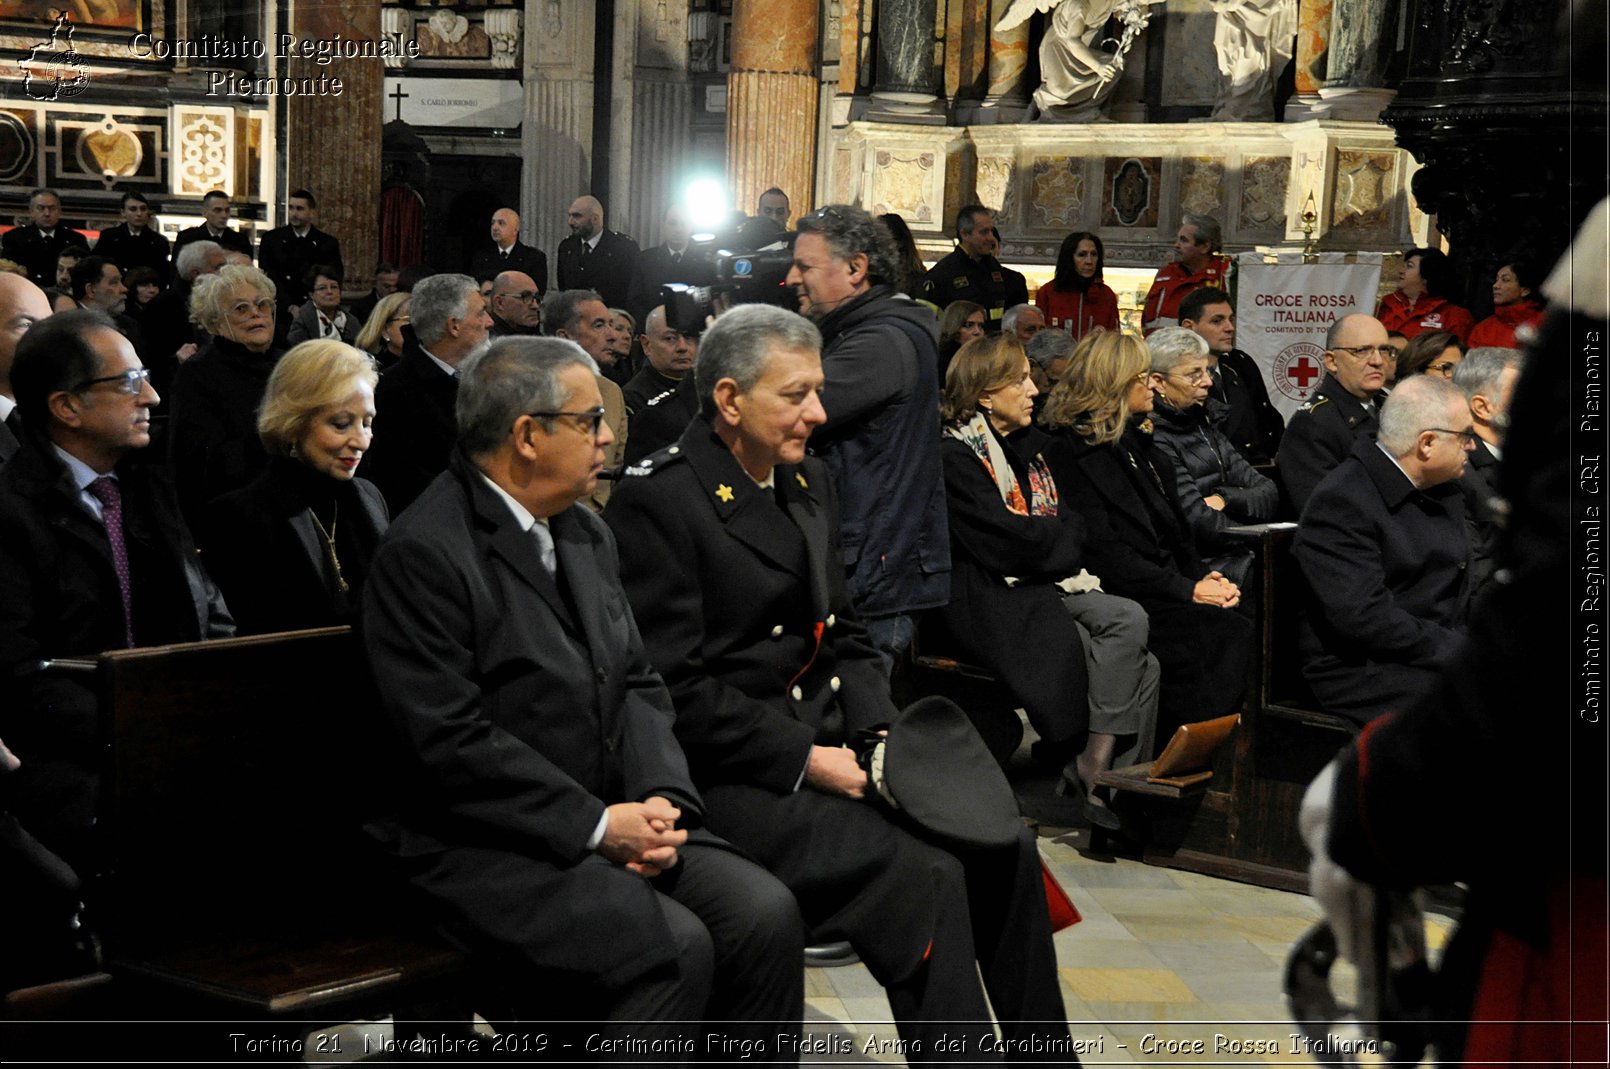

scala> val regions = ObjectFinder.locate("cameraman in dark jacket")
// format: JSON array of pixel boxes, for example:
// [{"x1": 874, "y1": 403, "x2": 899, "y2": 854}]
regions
[
  {"x1": 786, "y1": 205, "x2": 950, "y2": 668},
  {"x1": 1146, "y1": 327, "x2": 1277, "y2": 587}
]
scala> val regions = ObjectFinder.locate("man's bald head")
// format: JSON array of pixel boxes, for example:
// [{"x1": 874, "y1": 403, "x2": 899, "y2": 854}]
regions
[
  {"x1": 492, "y1": 271, "x2": 542, "y2": 331},
  {"x1": 567, "y1": 196, "x2": 603, "y2": 240},
  {"x1": 491, "y1": 208, "x2": 521, "y2": 247},
  {"x1": 0, "y1": 273, "x2": 52, "y2": 397}
]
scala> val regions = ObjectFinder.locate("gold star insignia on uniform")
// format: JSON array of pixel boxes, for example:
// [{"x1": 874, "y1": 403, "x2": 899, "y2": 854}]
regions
[
  {"x1": 715, "y1": 483, "x2": 734, "y2": 502},
  {"x1": 795, "y1": 472, "x2": 808, "y2": 489}
]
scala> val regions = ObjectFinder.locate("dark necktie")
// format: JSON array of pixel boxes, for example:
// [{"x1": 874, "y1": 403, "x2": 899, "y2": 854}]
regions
[
  {"x1": 4, "y1": 409, "x2": 20, "y2": 435},
  {"x1": 582, "y1": 242, "x2": 592, "y2": 258},
  {"x1": 87, "y1": 476, "x2": 136, "y2": 648},
  {"x1": 501, "y1": 248, "x2": 510, "y2": 260}
]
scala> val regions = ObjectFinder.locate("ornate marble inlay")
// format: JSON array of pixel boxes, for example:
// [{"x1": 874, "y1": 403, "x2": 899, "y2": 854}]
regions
[
  {"x1": 1331, "y1": 149, "x2": 1396, "y2": 234},
  {"x1": 1239, "y1": 155, "x2": 1290, "y2": 231},
  {"x1": 1029, "y1": 156, "x2": 1084, "y2": 229},
  {"x1": 1179, "y1": 156, "x2": 1225, "y2": 219},
  {"x1": 870, "y1": 149, "x2": 935, "y2": 223}
]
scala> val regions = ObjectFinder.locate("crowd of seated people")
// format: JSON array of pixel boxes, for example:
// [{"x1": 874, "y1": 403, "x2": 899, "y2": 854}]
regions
[{"x1": 0, "y1": 186, "x2": 1533, "y2": 1051}]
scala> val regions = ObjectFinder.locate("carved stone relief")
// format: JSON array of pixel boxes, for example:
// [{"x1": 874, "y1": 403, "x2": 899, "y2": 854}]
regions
[
  {"x1": 1029, "y1": 156, "x2": 1084, "y2": 229},
  {"x1": 1178, "y1": 156, "x2": 1225, "y2": 218},
  {"x1": 870, "y1": 149, "x2": 935, "y2": 223}
]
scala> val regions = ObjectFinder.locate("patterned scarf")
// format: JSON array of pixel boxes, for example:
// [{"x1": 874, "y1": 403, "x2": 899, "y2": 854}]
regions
[{"x1": 944, "y1": 412, "x2": 1058, "y2": 516}]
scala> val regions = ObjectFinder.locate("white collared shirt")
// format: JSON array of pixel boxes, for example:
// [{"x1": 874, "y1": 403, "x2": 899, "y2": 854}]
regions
[
  {"x1": 52, "y1": 443, "x2": 111, "y2": 522},
  {"x1": 419, "y1": 344, "x2": 459, "y2": 380},
  {"x1": 0, "y1": 394, "x2": 16, "y2": 423}
]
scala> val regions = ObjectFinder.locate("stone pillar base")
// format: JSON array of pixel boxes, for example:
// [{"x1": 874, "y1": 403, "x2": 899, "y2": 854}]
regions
[
  {"x1": 866, "y1": 90, "x2": 948, "y2": 125},
  {"x1": 1284, "y1": 92, "x2": 1332, "y2": 121},
  {"x1": 1316, "y1": 86, "x2": 1397, "y2": 122}
]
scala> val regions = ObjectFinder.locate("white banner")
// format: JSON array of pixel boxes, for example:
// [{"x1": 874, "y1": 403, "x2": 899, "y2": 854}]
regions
[{"x1": 1235, "y1": 252, "x2": 1383, "y2": 420}]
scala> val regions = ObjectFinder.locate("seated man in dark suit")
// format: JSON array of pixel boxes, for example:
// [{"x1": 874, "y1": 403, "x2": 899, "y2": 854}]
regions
[
  {"x1": 0, "y1": 309, "x2": 233, "y2": 879},
  {"x1": 1178, "y1": 287, "x2": 1285, "y2": 464},
  {"x1": 1293, "y1": 375, "x2": 1474, "y2": 723},
  {"x1": 348, "y1": 262, "x2": 399, "y2": 326},
  {"x1": 470, "y1": 208, "x2": 548, "y2": 292},
  {"x1": 0, "y1": 273, "x2": 51, "y2": 467},
  {"x1": 488, "y1": 270, "x2": 544, "y2": 338},
  {"x1": 361, "y1": 273, "x2": 491, "y2": 514},
  {"x1": 1277, "y1": 312, "x2": 1391, "y2": 514},
  {"x1": 362, "y1": 335, "x2": 802, "y2": 1042},
  {"x1": 606, "y1": 305, "x2": 1070, "y2": 1059},
  {"x1": 1453, "y1": 345, "x2": 1524, "y2": 601}
]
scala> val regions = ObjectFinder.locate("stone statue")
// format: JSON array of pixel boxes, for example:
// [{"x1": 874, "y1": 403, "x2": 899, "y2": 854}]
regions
[
  {"x1": 996, "y1": 0, "x2": 1165, "y2": 122},
  {"x1": 1209, "y1": 0, "x2": 1298, "y2": 120}
]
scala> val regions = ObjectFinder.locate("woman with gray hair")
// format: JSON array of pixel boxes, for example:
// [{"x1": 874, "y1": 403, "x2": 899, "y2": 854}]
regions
[
  {"x1": 201, "y1": 340, "x2": 386, "y2": 633},
  {"x1": 1145, "y1": 326, "x2": 1277, "y2": 586},
  {"x1": 167, "y1": 262, "x2": 285, "y2": 532}
]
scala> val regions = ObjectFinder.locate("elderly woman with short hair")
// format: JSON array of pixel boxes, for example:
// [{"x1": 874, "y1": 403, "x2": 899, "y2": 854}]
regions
[
  {"x1": 168, "y1": 262, "x2": 285, "y2": 531},
  {"x1": 1040, "y1": 330, "x2": 1254, "y2": 740},
  {"x1": 201, "y1": 340, "x2": 386, "y2": 634},
  {"x1": 939, "y1": 332, "x2": 1159, "y2": 828},
  {"x1": 1145, "y1": 327, "x2": 1278, "y2": 587}
]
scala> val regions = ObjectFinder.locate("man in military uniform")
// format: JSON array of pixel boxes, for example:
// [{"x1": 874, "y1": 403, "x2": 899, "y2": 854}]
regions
[
  {"x1": 171, "y1": 190, "x2": 254, "y2": 264},
  {"x1": 1277, "y1": 313, "x2": 1391, "y2": 514},
  {"x1": 605, "y1": 304, "x2": 1070, "y2": 1058},
  {"x1": 920, "y1": 205, "x2": 1027, "y2": 330},
  {"x1": 92, "y1": 192, "x2": 170, "y2": 278},
  {"x1": 0, "y1": 189, "x2": 88, "y2": 289},
  {"x1": 1292, "y1": 375, "x2": 1473, "y2": 722},
  {"x1": 1142, "y1": 213, "x2": 1233, "y2": 334}
]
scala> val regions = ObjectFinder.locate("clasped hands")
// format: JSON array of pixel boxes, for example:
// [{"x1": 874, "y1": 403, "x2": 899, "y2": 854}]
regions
[
  {"x1": 598, "y1": 795, "x2": 686, "y2": 878},
  {"x1": 1192, "y1": 570, "x2": 1241, "y2": 609}
]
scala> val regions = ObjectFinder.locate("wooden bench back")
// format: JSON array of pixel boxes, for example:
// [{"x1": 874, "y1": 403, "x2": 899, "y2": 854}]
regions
[{"x1": 92, "y1": 627, "x2": 392, "y2": 942}]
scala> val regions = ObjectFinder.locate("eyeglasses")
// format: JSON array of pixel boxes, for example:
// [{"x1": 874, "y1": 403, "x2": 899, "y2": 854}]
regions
[
  {"x1": 1167, "y1": 368, "x2": 1213, "y2": 384},
  {"x1": 498, "y1": 291, "x2": 541, "y2": 303},
  {"x1": 227, "y1": 298, "x2": 276, "y2": 317},
  {"x1": 1331, "y1": 344, "x2": 1394, "y2": 360},
  {"x1": 1425, "y1": 426, "x2": 1479, "y2": 445},
  {"x1": 529, "y1": 406, "x2": 608, "y2": 436},
  {"x1": 74, "y1": 367, "x2": 151, "y2": 396},
  {"x1": 1131, "y1": 371, "x2": 1151, "y2": 385},
  {"x1": 1426, "y1": 361, "x2": 1460, "y2": 376},
  {"x1": 312, "y1": 283, "x2": 342, "y2": 294},
  {"x1": 801, "y1": 205, "x2": 847, "y2": 229}
]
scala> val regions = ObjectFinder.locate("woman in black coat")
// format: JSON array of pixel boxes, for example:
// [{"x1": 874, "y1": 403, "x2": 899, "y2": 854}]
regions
[
  {"x1": 202, "y1": 340, "x2": 387, "y2": 634},
  {"x1": 939, "y1": 333, "x2": 1159, "y2": 828},
  {"x1": 1039, "y1": 330, "x2": 1253, "y2": 740},
  {"x1": 166, "y1": 263, "x2": 285, "y2": 534}
]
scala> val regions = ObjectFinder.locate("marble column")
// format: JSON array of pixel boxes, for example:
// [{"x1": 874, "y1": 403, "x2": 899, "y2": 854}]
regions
[
  {"x1": 1287, "y1": 0, "x2": 1333, "y2": 120},
  {"x1": 945, "y1": 0, "x2": 990, "y2": 110},
  {"x1": 1319, "y1": 0, "x2": 1397, "y2": 120},
  {"x1": 727, "y1": 0, "x2": 821, "y2": 220},
  {"x1": 615, "y1": 0, "x2": 695, "y2": 247},
  {"x1": 283, "y1": 0, "x2": 382, "y2": 291},
  {"x1": 523, "y1": 1, "x2": 598, "y2": 256},
  {"x1": 868, "y1": 0, "x2": 945, "y2": 123},
  {"x1": 980, "y1": 0, "x2": 1030, "y2": 122}
]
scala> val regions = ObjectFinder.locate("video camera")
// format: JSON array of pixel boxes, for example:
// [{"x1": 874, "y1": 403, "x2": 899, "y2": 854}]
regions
[{"x1": 661, "y1": 230, "x2": 798, "y2": 335}]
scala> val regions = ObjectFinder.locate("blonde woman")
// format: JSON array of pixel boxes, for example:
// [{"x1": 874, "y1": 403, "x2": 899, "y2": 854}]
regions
[
  {"x1": 356, "y1": 291, "x2": 411, "y2": 369},
  {"x1": 939, "y1": 333, "x2": 1159, "y2": 828},
  {"x1": 201, "y1": 340, "x2": 387, "y2": 634},
  {"x1": 1039, "y1": 330, "x2": 1253, "y2": 739}
]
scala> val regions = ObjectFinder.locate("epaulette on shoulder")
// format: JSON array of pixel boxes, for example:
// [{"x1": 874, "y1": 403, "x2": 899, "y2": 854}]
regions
[
  {"x1": 1295, "y1": 394, "x2": 1331, "y2": 416},
  {"x1": 621, "y1": 442, "x2": 690, "y2": 478}
]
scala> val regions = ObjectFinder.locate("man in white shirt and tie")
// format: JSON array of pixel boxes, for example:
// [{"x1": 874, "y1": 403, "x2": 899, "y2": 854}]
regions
[
  {"x1": 0, "y1": 188, "x2": 89, "y2": 288},
  {"x1": 470, "y1": 207, "x2": 548, "y2": 294}
]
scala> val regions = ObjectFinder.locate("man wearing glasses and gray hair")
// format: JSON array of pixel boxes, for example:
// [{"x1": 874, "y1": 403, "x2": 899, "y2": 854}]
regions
[
  {"x1": 1277, "y1": 312, "x2": 1393, "y2": 513},
  {"x1": 0, "y1": 309, "x2": 233, "y2": 893},
  {"x1": 362, "y1": 335, "x2": 804, "y2": 1043},
  {"x1": 1291, "y1": 374, "x2": 1475, "y2": 724}
]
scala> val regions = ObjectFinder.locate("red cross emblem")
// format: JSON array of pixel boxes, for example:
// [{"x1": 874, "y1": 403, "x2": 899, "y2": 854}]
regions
[{"x1": 1286, "y1": 357, "x2": 1320, "y2": 388}]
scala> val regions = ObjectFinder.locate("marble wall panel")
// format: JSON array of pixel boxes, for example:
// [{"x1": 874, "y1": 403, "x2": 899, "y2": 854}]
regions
[
  {"x1": 870, "y1": 148, "x2": 936, "y2": 223},
  {"x1": 0, "y1": 108, "x2": 36, "y2": 186},
  {"x1": 174, "y1": 108, "x2": 233, "y2": 196},
  {"x1": 1330, "y1": 148, "x2": 1396, "y2": 235},
  {"x1": 1102, "y1": 156, "x2": 1161, "y2": 229},
  {"x1": 1239, "y1": 155, "x2": 1290, "y2": 232},
  {"x1": 1179, "y1": 156, "x2": 1225, "y2": 218},
  {"x1": 1028, "y1": 156, "x2": 1084, "y2": 230},
  {"x1": 976, "y1": 155, "x2": 1013, "y2": 220}
]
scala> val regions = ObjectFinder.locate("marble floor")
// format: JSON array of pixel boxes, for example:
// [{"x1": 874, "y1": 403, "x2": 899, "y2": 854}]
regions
[{"x1": 303, "y1": 824, "x2": 1453, "y2": 1066}]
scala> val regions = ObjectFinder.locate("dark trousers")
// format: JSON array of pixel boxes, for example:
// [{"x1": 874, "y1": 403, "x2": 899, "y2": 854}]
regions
[
  {"x1": 406, "y1": 839, "x2": 804, "y2": 1061},
  {"x1": 705, "y1": 785, "x2": 1073, "y2": 1064},
  {"x1": 1142, "y1": 598, "x2": 1254, "y2": 739}
]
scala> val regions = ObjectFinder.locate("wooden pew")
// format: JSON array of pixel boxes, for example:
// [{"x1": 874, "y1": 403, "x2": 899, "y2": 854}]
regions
[
  {"x1": 83, "y1": 627, "x2": 467, "y2": 1030},
  {"x1": 1095, "y1": 525, "x2": 1356, "y2": 891}
]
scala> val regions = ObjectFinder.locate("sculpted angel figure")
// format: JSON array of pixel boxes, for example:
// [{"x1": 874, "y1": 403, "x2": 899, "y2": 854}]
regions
[
  {"x1": 997, "y1": 0, "x2": 1166, "y2": 121},
  {"x1": 1209, "y1": 0, "x2": 1298, "y2": 120}
]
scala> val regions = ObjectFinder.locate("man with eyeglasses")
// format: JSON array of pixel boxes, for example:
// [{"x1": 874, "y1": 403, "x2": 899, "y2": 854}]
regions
[
  {"x1": 362, "y1": 336, "x2": 804, "y2": 1044},
  {"x1": 1277, "y1": 312, "x2": 1393, "y2": 514},
  {"x1": 1145, "y1": 327, "x2": 1278, "y2": 587},
  {"x1": 1291, "y1": 375, "x2": 1474, "y2": 724},
  {"x1": 0, "y1": 309, "x2": 233, "y2": 890},
  {"x1": 542, "y1": 288, "x2": 630, "y2": 511},
  {"x1": 488, "y1": 271, "x2": 544, "y2": 338},
  {"x1": 920, "y1": 204, "x2": 1028, "y2": 329}
]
